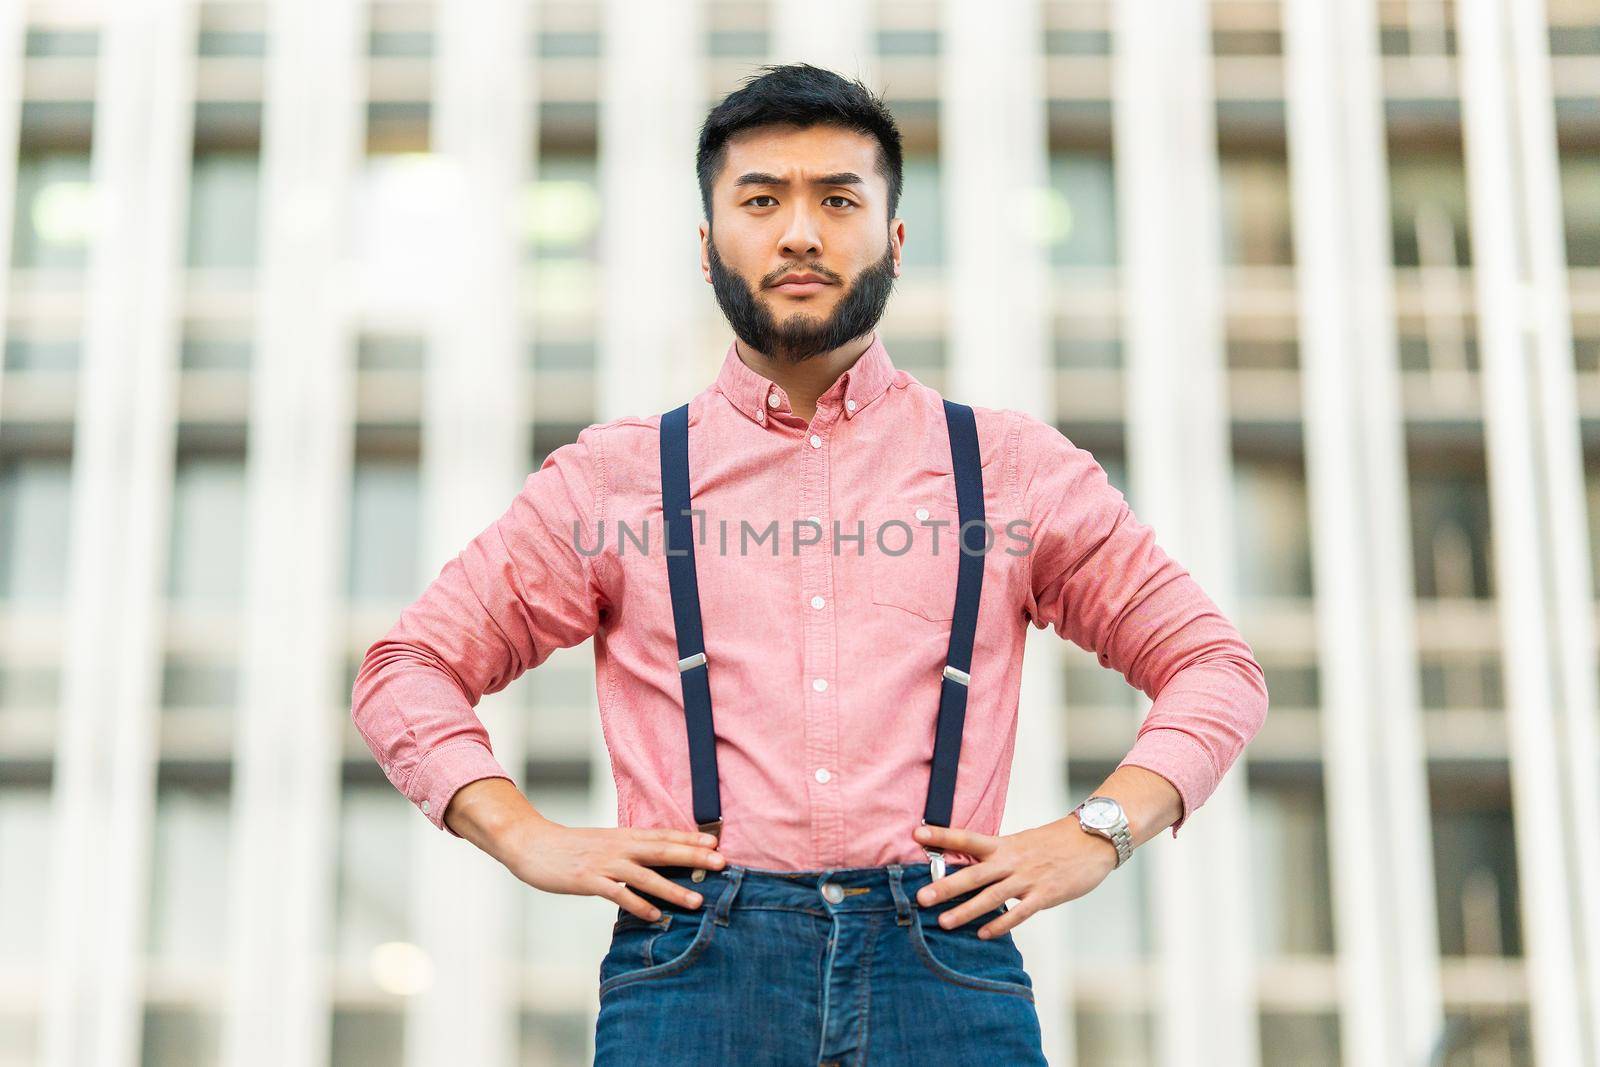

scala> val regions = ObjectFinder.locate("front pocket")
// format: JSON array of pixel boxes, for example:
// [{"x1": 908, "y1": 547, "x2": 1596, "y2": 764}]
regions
[
  {"x1": 598, "y1": 905, "x2": 718, "y2": 998},
  {"x1": 907, "y1": 905, "x2": 1035, "y2": 1001},
  {"x1": 869, "y1": 495, "x2": 964, "y2": 623}
]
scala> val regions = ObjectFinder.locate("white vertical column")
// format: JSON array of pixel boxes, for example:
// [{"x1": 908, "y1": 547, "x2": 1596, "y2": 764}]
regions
[
  {"x1": 404, "y1": 3, "x2": 533, "y2": 1066},
  {"x1": 1457, "y1": 0, "x2": 1600, "y2": 1062},
  {"x1": 221, "y1": 2, "x2": 365, "y2": 1066},
  {"x1": 597, "y1": 0, "x2": 706, "y2": 422},
  {"x1": 1509, "y1": 0, "x2": 1600, "y2": 1054},
  {"x1": 1111, "y1": 3, "x2": 1256, "y2": 1066},
  {"x1": 1283, "y1": 1, "x2": 1443, "y2": 1063},
  {"x1": 770, "y1": 0, "x2": 875, "y2": 84},
  {"x1": 42, "y1": 4, "x2": 197, "y2": 1066},
  {"x1": 938, "y1": 1, "x2": 1068, "y2": 1061},
  {"x1": 0, "y1": 1, "x2": 22, "y2": 415}
]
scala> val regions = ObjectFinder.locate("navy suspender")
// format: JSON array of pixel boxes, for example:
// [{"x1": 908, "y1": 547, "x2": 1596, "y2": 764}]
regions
[
  {"x1": 660, "y1": 403, "x2": 723, "y2": 841},
  {"x1": 658, "y1": 398, "x2": 985, "y2": 875}
]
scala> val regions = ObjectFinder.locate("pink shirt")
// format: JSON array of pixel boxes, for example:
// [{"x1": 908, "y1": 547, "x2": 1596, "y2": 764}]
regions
[{"x1": 351, "y1": 334, "x2": 1268, "y2": 870}]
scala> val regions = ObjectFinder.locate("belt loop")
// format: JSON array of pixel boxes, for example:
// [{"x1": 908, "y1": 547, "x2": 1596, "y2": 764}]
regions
[
  {"x1": 887, "y1": 864, "x2": 912, "y2": 926},
  {"x1": 713, "y1": 867, "x2": 744, "y2": 927}
]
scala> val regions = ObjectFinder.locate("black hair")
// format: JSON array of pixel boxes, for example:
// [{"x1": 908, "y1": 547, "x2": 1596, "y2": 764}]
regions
[{"x1": 695, "y1": 62, "x2": 904, "y2": 226}]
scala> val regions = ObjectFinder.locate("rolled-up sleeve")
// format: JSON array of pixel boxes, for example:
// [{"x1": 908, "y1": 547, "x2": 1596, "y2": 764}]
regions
[
  {"x1": 1009, "y1": 411, "x2": 1268, "y2": 837},
  {"x1": 351, "y1": 425, "x2": 612, "y2": 836}
]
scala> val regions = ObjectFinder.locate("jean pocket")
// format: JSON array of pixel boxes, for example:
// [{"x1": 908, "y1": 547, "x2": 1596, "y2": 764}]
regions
[
  {"x1": 907, "y1": 905, "x2": 1035, "y2": 1001},
  {"x1": 598, "y1": 905, "x2": 718, "y2": 998}
]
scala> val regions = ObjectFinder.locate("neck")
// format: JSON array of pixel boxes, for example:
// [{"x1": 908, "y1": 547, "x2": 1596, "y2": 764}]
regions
[{"x1": 734, "y1": 331, "x2": 876, "y2": 425}]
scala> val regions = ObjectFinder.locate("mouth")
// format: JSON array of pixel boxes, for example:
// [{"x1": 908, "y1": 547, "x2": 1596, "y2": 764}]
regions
[{"x1": 770, "y1": 279, "x2": 832, "y2": 296}]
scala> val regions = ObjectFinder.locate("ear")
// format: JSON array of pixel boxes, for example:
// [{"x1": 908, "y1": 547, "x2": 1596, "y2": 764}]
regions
[
  {"x1": 889, "y1": 218, "x2": 905, "y2": 278},
  {"x1": 699, "y1": 221, "x2": 711, "y2": 284}
]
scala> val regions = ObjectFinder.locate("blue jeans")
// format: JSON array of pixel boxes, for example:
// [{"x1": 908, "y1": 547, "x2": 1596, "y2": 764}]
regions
[{"x1": 593, "y1": 861, "x2": 1048, "y2": 1066}]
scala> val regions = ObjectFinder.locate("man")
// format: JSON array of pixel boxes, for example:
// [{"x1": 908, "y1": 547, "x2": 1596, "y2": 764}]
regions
[{"x1": 352, "y1": 63, "x2": 1268, "y2": 1064}]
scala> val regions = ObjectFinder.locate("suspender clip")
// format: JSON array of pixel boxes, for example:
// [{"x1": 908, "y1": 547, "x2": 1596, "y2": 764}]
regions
[
  {"x1": 678, "y1": 651, "x2": 707, "y2": 672},
  {"x1": 942, "y1": 664, "x2": 970, "y2": 686}
]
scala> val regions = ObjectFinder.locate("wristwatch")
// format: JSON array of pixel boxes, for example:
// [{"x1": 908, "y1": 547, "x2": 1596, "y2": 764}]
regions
[{"x1": 1072, "y1": 795, "x2": 1132, "y2": 869}]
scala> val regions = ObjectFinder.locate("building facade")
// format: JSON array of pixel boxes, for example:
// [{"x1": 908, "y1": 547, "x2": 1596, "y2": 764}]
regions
[{"x1": 1, "y1": 0, "x2": 1599, "y2": 1064}]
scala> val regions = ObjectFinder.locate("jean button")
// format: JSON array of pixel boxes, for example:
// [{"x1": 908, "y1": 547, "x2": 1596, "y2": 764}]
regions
[{"x1": 821, "y1": 882, "x2": 844, "y2": 904}]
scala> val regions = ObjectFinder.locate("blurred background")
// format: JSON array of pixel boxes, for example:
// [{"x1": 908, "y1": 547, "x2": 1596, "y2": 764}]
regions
[{"x1": 2, "y1": 0, "x2": 1599, "y2": 1064}]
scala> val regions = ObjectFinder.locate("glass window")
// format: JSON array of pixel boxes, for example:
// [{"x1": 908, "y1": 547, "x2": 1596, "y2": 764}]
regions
[
  {"x1": 1560, "y1": 153, "x2": 1600, "y2": 267},
  {"x1": 140, "y1": 1008, "x2": 220, "y2": 1067},
  {"x1": 11, "y1": 152, "x2": 94, "y2": 271},
  {"x1": 333, "y1": 783, "x2": 412, "y2": 967},
  {"x1": 24, "y1": 30, "x2": 97, "y2": 57},
  {"x1": 0, "y1": 457, "x2": 72, "y2": 602},
  {"x1": 347, "y1": 460, "x2": 421, "y2": 601},
  {"x1": 1431, "y1": 769, "x2": 1522, "y2": 956},
  {"x1": 1048, "y1": 152, "x2": 1117, "y2": 268},
  {"x1": 1409, "y1": 464, "x2": 1493, "y2": 599},
  {"x1": 1231, "y1": 457, "x2": 1314, "y2": 600},
  {"x1": 1390, "y1": 151, "x2": 1472, "y2": 268},
  {"x1": 0, "y1": 783, "x2": 52, "y2": 965},
  {"x1": 876, "y1": 29, "x2": 940, "y2": 55},
  {"x1": 167, "y1": 455, "x2": 248, "y2": 604},
  {"x1": 357, "y1": 334, "x2": 425, "y2": 372},
  {"x1": 331, "y1": 1010, "x2": 404, "y2": 1065},
  {"x1": 1249, "y1": 776, "x2": 1335, "y2": 956},
  {"x1": 1075, "y1": 1008, "x2": 1154, "y2": 1065},
  {"x1": 146, "y1": 776, "x2": 231, "y2": 964},
  {"x1": 897, "y1": 154, "x2": 943, "y2": 269},
  {"x1": 187, "y1": 151, "x2": 260, "y2": 270},
  {"x1": 1258, "y1": 1012, "x2": 1340, "y2": 1065},
  {"x1": 4, "y1": 336, "x2": 79, "y2": 372},
  {"x1": 1219, "y1": 154, "x2": 1293, "y2": 267},
  {"x1": 523, "y1": 154, "x2": 600, "y2": 265}
]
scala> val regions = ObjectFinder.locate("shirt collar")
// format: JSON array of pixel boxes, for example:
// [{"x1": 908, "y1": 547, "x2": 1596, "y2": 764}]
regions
[{"x1": 715, "y1": 333, "x2": 898, "y2": 427}]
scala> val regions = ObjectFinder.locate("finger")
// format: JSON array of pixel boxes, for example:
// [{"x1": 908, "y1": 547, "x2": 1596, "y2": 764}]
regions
[
  {"x1": 936, "y1": 876, "x2": 1023, "y2": 930},
  {"x1": 977, "y1": 896, "x2": 1037, "y2": 940},
  {"x1": 634, "y1": 827, "x2": 721, "y2": 848},
  {"x1": 914, "y1": 860, "x2": 1003, "y2": 908},
  {"x1": 631, "y1": 840, "x2": 728, "y2": 870},
  {"x1": 593, "y1": 877, "x2": 663, "y2": 922},
  {"x1": 912, "y1": 823, "x2": 999, "y2": 857},
  {"x1": 615, "y1": 862, "x2": 708, "y2": 910}
]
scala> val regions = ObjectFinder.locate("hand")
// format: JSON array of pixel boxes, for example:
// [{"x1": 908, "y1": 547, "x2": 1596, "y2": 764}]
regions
[
  {"x1": 501, "y1": 817, "x2": 728, "y2": 922},
  {"x1": 912, "y1": 817, "x2": 1119, "y2": 939}
]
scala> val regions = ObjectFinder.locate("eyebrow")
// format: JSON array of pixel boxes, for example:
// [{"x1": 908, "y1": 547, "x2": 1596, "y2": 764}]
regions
[{"x1": 732, "y1": 171, "x2": 865, "y2": 190}]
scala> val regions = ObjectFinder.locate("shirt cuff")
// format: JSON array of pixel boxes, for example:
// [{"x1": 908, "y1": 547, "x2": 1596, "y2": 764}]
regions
[
  {"x1": 407, "y1": 739, "x2": 516, "y2": 838},
  {"x1": 1115, "y1": 727, "x2": 1218, "y2": 839}
]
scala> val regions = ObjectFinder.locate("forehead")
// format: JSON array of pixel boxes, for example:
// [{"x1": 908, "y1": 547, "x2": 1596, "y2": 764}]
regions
[{"x1": 717, "y1": 124, "x2": 882, "y2": 193}]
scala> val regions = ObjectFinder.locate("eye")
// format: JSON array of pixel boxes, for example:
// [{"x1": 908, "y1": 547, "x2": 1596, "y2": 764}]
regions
[
  {"x1": 745, "y1": 195, "x2": 777, "y2": 207},
  {"x1": 823, "y1": 196, "x2": 854, "y2": 208}
]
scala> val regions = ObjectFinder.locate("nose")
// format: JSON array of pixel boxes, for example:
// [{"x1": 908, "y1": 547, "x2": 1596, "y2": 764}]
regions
[{"x1": 777, "y1": 202, "x2": 823, "y2": 261}]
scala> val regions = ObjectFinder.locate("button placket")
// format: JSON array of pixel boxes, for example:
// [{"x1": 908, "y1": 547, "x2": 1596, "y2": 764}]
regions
[{"x1": 799, "y1": 408, "x2": 843, "y2": 868}]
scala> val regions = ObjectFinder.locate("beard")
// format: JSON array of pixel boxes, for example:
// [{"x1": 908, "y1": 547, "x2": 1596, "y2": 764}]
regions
[{"x1": 706, "y1": 233, "x2": 897, "y2": 364}]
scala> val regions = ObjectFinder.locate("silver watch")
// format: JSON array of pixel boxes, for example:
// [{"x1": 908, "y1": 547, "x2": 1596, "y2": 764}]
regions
[{"x1": 1072, "y1": 795, "x2": 1132, "y2": 869}]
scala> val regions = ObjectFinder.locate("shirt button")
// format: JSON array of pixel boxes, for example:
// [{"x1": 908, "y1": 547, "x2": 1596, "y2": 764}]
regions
[
  {"x1": 768, "y1": 392, "x2": 781, "y2": 408},
  {"x1": 846, "y1": 399, "x2": 857, "y2": 413},
  {"x1": 421, "y1": 800, "x2": 431, "y2": 815},
  {"x1": 810, "y1": 595, "x2": 825, "y2": 609},
  {"x1": 821, "y1": 882, "x2": 844, "y2": 904},
  {"x1": 809, "y1": 434, "x2": 822, "y2": 449},
  {"x1": 815, "y1": 767, "x2": 832, "y2": 783},
  {"x1": 915, "y1": 506, "x2": 930, "y2": 522},
  {"x1": 812, "y1": 677, "x2": 828, "y2": 692}
]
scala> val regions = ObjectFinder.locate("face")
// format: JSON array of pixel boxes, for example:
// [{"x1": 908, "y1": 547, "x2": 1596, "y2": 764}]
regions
[{"x1": 700, "y1": 124, "x2": 905, "y2": 363}]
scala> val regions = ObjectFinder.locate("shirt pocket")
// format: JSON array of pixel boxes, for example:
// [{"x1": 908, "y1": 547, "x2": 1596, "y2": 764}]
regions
[{"x1": 869, "y1": 491, "x2": 964, "y2": 623}]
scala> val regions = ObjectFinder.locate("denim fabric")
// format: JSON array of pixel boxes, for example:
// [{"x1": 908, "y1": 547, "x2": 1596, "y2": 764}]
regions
[{"x1": 593, "y1": 861, "x2": 1048, "y2": 1066}]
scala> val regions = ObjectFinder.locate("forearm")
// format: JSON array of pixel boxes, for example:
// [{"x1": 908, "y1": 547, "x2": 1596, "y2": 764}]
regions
[
  {"x1": 443, "y1": 776, "x2": 555, "y2": 865},
  {"x1": 1063, "y1": 764, "x2": 1183, "y2": 852}
]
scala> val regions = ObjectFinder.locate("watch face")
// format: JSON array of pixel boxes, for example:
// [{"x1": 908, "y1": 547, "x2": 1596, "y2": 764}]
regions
[{"x1": 1080, "y1": 797, "x2": 1120, "y2": 829}]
